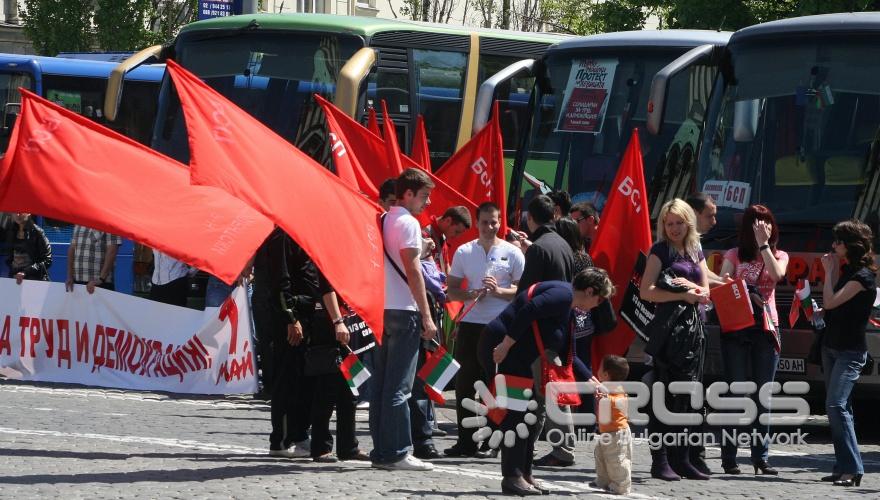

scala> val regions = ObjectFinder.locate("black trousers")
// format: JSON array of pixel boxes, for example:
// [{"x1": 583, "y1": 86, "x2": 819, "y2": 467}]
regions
[
  {"x1": 251, "y1": 296, "x2": 277, "y2": 393},
  {"x1": 310, "y1": 370, "x2": 359, "y2": 458},
  {"x1": 148, "y1": 276, "x2": 189, "y2": 307},
  {"x1": 269, "y1": 335, "x2": 313, "y2": 448},
  {"x1": 454, "y1": 322, "x2": 487, "y2": 452}
]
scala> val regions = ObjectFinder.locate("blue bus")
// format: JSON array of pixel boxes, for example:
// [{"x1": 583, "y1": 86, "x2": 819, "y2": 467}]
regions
[{"x1": 0, "y1": 55, "x2": 164, "y2": 294}]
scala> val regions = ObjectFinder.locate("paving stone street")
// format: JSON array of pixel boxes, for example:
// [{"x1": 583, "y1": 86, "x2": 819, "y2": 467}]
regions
[{"x1": 0, "y1": 380, "x2": 877, "y2": 499}]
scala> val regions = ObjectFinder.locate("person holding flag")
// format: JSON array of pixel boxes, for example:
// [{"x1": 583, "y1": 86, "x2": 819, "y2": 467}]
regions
[
  {"x1": 444, "y1": 202, "x2": 524, "y2": 458},
  {"x1": 717, "y1": 205, "x2": 788, "y2": 475},
  {"x1": 481, "y1": 269, "x2": 615, "y2": 496}
]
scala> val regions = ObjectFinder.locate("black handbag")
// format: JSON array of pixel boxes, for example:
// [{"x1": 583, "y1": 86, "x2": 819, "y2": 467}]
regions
[
  {"x1": 303, "y1": 344, "x2": 342, "y2": 376},
  {"x1": 656, "y1": 268, "x2": 690, "y2": 293}
]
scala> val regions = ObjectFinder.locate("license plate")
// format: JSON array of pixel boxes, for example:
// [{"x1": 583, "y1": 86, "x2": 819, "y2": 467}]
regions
[{"x1": 777, "y1": 357, "x2": 805, "y2": 374}]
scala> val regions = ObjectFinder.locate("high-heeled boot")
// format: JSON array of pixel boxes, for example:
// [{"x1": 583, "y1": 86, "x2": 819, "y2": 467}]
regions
[
  {"x1": 650, "y1": 446, "x2": 681, "y2": 481},
  {"x1": 668, "y1": 446, "x2": 710, "y2": 480}
]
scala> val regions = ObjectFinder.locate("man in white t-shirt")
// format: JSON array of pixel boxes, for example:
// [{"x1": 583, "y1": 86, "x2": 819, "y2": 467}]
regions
[
  {"x1": 370, "y1": 168, "x2": 438, "y2": 471},
  {"x1": 443, "y1": 202, "x2": 525, "y2": 458}
]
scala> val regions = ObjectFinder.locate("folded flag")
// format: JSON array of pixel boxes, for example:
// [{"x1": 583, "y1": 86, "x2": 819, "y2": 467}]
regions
[
  {"x1": 340, "y1": 352, "x2": 371, "y2": 396},
  {"x1": 418, "y1": 346, "x2": 460, "y2": 395},
  {"x1": 425, "y1": 385, "x2": 446, "y2": 405},
  {"x1": 494, "y1": 374, "x2": 533, "y2": 412},
  {"x1": 789, "y1": 280, "x2": 813, "y2": 326}
]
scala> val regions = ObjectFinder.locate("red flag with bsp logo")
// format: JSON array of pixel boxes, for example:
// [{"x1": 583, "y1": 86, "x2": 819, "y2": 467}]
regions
[
  {"x1": 318, "y1": 95, "x2": 379, "y2": 198},
  {"x1": 0, "y1": 90, "x2": 273, "y2": 284},
  {"x1": 166, "y1": 60, "x2": 386, "y2": 341},
  {"x1": 435, "y1": 103, "x2": 507, "y2": 237},
  {"x1": 589, "y1": 129, "x2": 652, "y2": 371}
]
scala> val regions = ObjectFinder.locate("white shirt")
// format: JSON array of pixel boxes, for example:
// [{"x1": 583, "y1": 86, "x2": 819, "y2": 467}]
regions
[
  {"x1": 450, "y1": 239, "x2": 525, "y2": 324},
  {"x1": 151, "y1": 250, "x2": 195, "y2": 286},
  {"x1": 383, "y1": 206, "x2": 422, "y2": 311}
]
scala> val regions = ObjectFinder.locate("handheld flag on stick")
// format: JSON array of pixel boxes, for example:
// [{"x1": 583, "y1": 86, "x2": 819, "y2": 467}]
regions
[
  {"x1": 789, "y1": 280, "x2": 813, "y2": 327},
  {"x1": 340, "y1": 352, "x2": 371, "y2": 396},
  {"x1": 418, "y1": 344, "x2": 460, "y2": 396}
]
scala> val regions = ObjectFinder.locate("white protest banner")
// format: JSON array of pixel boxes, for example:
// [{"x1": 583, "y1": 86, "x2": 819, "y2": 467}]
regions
[
  {"x1": 0, "y1": 279, "x2": 256, "y2": 394},
  {"x1": 556, "y1": 58, "x2": 618, "y2": 134}
]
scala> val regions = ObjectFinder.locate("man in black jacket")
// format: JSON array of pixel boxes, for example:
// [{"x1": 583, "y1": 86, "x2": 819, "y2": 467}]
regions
[
  {"x1": 254, "y1": 228, "x2": 319, "y2": 458},
  {"x1": 517, "y1": 195, "x2": 575, "y2": 294}
]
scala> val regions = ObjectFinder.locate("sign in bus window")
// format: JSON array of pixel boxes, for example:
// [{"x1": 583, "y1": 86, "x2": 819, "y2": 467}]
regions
[
  {"x1": 46, "y1": 90, "x2": 82, "y2": 114},
  {"x1": 555, "y1": 59, "x2": 618, "y2": 134}
]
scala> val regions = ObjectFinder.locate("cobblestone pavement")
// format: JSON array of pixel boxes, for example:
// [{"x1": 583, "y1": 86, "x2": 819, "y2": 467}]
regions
[{"x1": 0, "y1": 380, "x2": 877, "y2": 499}]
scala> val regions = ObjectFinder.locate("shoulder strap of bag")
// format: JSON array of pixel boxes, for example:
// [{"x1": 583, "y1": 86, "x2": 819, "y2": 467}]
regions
[
  {"x1": 527, "y1": 283, "x2": 548, "y2": 358},
  {"x1": 380, "y1": 213, "x2": 409, "y2": 284}
]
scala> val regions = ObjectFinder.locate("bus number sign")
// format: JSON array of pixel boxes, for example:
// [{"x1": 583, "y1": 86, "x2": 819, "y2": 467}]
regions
[{"x1": 723, "y1": 181, "x2": 751, "y2": 210}]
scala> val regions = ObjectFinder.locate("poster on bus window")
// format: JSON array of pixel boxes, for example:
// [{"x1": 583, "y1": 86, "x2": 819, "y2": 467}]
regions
[{"x1": 555, "y1": 58, "x2": 618, "y2": 134}]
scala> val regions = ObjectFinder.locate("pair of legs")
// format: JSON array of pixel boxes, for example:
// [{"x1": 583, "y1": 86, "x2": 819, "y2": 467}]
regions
[
  {"x1": 594, "y1": 428, "x2": 633, "y2": 494},
  {"x1": 822, "y1": 346, "x2": 866, "y2": 478}
]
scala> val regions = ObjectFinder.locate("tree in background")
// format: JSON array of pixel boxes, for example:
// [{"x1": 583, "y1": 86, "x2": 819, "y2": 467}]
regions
[
  {"x1": 21, "y1": 0, "x2": 197, "y2": 55},
  {"x1": 21, "y1": 0, "x2": 93, "y2": 55}
]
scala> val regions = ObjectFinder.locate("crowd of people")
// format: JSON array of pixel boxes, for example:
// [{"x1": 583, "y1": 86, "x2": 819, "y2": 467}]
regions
[{"x1": 1, "y1": 167, "x2": 876, "y2": 495}]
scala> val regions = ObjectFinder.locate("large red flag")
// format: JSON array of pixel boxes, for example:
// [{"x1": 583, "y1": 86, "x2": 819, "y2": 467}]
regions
[
  {"x1": 320, "y1": 97, "x2": 406, "y2": 192},
  {"x1": 166, "y1": 60, "x2": 386, "y2": 341},
  {"x1": 434, "y1": 104, "x2": 507, "y2": 237},
  {"x1": 381, "y1": 100, "x2": 405, "y2": 177},
  {"x1": 0, "y1": 90, "x2": 273, "y2": 284},
  {"x1": 589, "y1": 129, "x2": 652, "y2": 371},
  {"x1": 367, "y1": 106, "x2": 381, "y2": 137},
  {"x1": 411, "y1": 115, "x2": 431, "y2": 171},
  {"x1": 318, "y1": 96, "x2": 379, "y2": 198}
]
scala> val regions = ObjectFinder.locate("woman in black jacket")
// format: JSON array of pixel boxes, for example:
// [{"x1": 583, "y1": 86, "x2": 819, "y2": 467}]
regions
[
  {"x1": 4, "y1": 213, "x2": 51, "y2": 283},
  {"x1": 817, "y1": 220, "x2": 877, "y2": 488},
  {"x1": 482, "y1": 268, "x2": 615, "y2": 496}
]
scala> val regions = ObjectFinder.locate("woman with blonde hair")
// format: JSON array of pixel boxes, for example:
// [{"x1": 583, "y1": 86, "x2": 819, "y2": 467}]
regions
[{"x1": 640, "y1": 199, "x2": 711, "y2": 482}]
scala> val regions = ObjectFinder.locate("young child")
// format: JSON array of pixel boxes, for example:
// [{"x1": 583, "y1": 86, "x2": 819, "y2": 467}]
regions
[{"x1": 591, "y1": 355, "x2": 632, "y2": 495}]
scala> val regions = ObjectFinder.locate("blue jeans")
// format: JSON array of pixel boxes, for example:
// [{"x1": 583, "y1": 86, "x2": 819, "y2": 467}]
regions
[
  {"x1": 720, "y1": 328, "x2": 778, "y2": 465},
  {"x1": 205, "y1": 276, "x2": 234, "y2": 308},
  {"x1": 822, "y1": 346, "x2": 866, "y2": 475},
  {"x1": 369, "y1": 310, "x2": 422, "y2": 464}
]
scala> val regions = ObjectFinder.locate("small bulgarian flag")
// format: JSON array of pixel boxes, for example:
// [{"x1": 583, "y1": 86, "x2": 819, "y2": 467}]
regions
[
  {"x1": 339, "y1": 352, "x2": 371, "y2": 396},
  {"x1": 789, "y1": 280, "x2": 813, "y2": 326},
  {"x1": 493, "y1": 374, "x2": 533, "y2": 412},
  {"x1": 418, "y1": 346, "x2": 460, "y2": 396}
]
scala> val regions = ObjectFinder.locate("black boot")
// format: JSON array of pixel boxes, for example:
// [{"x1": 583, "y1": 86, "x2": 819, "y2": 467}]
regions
[
  {"x1": 689, "y1": 445, "x2": 712, "y2": 475},
  {"x1": 650, "y1": 446, "x2": 681, "y2": 481},
  {"x1": 669, "y1": 446, "x2": 710, "y2": 480}
]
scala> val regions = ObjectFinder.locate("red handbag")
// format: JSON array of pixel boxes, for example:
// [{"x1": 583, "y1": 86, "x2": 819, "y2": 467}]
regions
[{"x1": 527, "y1": 284, "x2": 582, "y2": 407}]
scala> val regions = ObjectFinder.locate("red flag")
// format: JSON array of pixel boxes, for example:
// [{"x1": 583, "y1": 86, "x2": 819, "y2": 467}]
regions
[
  {"x1": 0, "y1": 90, "x2": 272, "y2": 284},
  {"x1": 589, "y1": 129, "x2": 652, "y2": 372},
  {"x1": 166, "y1": 60, "x2": 386, "y2": 341},
  {"x1": 367, "y1": 106, "x2": 381, "y2": 137},
  {"x1": 411, "y1": 115, "x2": 431, "y2": 171},
  {"x1": 320, "y1": 96, "x2": 406, "y2": 192},
  {"x1": 381, "y1": 100, "x2": 405, "y2": 177},
  {"x1": 435, "y1": 104, "x2": 507, "y2": 237},
  {"x1": 426, "y1": 385, "x2": 446, "y2": 405},
  {"x1": 318, "y1": 96, "x2": 379, "y2": 198}
]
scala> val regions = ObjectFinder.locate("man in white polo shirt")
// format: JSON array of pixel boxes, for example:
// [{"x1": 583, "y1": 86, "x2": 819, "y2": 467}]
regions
[
  {"x1": 444, "y1": 202, "x2": 525, "y2": 458},
  {"x1": 370, "y1": 167, "x2": 438, "y2": 471}
]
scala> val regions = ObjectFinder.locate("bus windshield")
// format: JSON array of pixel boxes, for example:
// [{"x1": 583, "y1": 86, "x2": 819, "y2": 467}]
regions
[
  {"x1": 697, "y1": 36, "x2": 880, "y2": 248},
  {"x1": 0, "y1": 71, "x2": 33, "y2": 151},
  {"x1": 155, "y1": 31, "x2": 363, "y2": 163},
  {"x1": 515, "y1": 49, "x2": 709, "y2": 213}
]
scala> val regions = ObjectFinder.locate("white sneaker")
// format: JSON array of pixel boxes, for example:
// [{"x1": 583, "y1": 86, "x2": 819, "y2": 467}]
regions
[
  {"x1": 292, "y1": 439, "x2": 311, "y2": 458},
  {"x1": 268, "y1": 447, "x2": 295, "y2": 458},
  {"x1": 383, "y1": 454, "x2": 434, "y2": 471},
  {"x1": 356, "y1": 401, "x2": 370, "y2": 410}
]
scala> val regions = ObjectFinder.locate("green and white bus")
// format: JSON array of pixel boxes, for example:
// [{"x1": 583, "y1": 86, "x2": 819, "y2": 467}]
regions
[{"x1": 107, "y1": 13, "x2": 568, "y2": 170}]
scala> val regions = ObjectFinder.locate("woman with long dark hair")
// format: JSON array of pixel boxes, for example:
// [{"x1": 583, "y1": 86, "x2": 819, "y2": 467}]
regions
[
  {"x1": 718, "y1": 205, "x2": 788, "y2": 475},
  {"x1": 818, "y1": 220, "x2": 877, "y2": 487},
  {"x1": 4, "y1": 212, "x2": 51, "y2": 283}
]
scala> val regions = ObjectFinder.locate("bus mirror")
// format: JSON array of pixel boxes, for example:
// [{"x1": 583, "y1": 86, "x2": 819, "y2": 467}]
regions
[
  {"x1": 648, "y1": 44, "x2": 717, "y2": 135},
  {"x1": 335, "y1": 47, "x2": 377, "y2": 118},
  {"x1": 473, "y1": 58, "x2": 535, "y2": 134},
  {"x1": 2, "y1": 102, "x2": 20, "y2": 135},
  {"x1": 733, "y1": 99, "x2": 759, "y2": 142},
  {"x1": 105, "y1": 44, "x2": 162, "y2": 122}
]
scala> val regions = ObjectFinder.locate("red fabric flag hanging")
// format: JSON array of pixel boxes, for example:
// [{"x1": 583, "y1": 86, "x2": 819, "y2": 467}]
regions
[
  {"x1": 166, "y1": 60, "x2": 387, "y2": 341},
  {"x1": 381, "y1": 100, "x2": 405, "y2": 177},
  {"x1": 320, "y1": 96, "x2": 407, "y2": 193},
  {"x1": 411, "y1": 115, "x2": 431, "y2": 171},
  {"x1": 0, "y1": 90, "x2": 273, "y2": 284},
  {"x1": 317, "y1": 95, "x2": 379, "y2": 198},
  {"x1": 589, "y1": 129, "x2": 652, "y2": 372},
  {"x1": 367, "y1": 106, "x2": 381, "y2": 138},
  {"x1": 434, "y1": 103, "x2": 508, "y2": 238}
]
